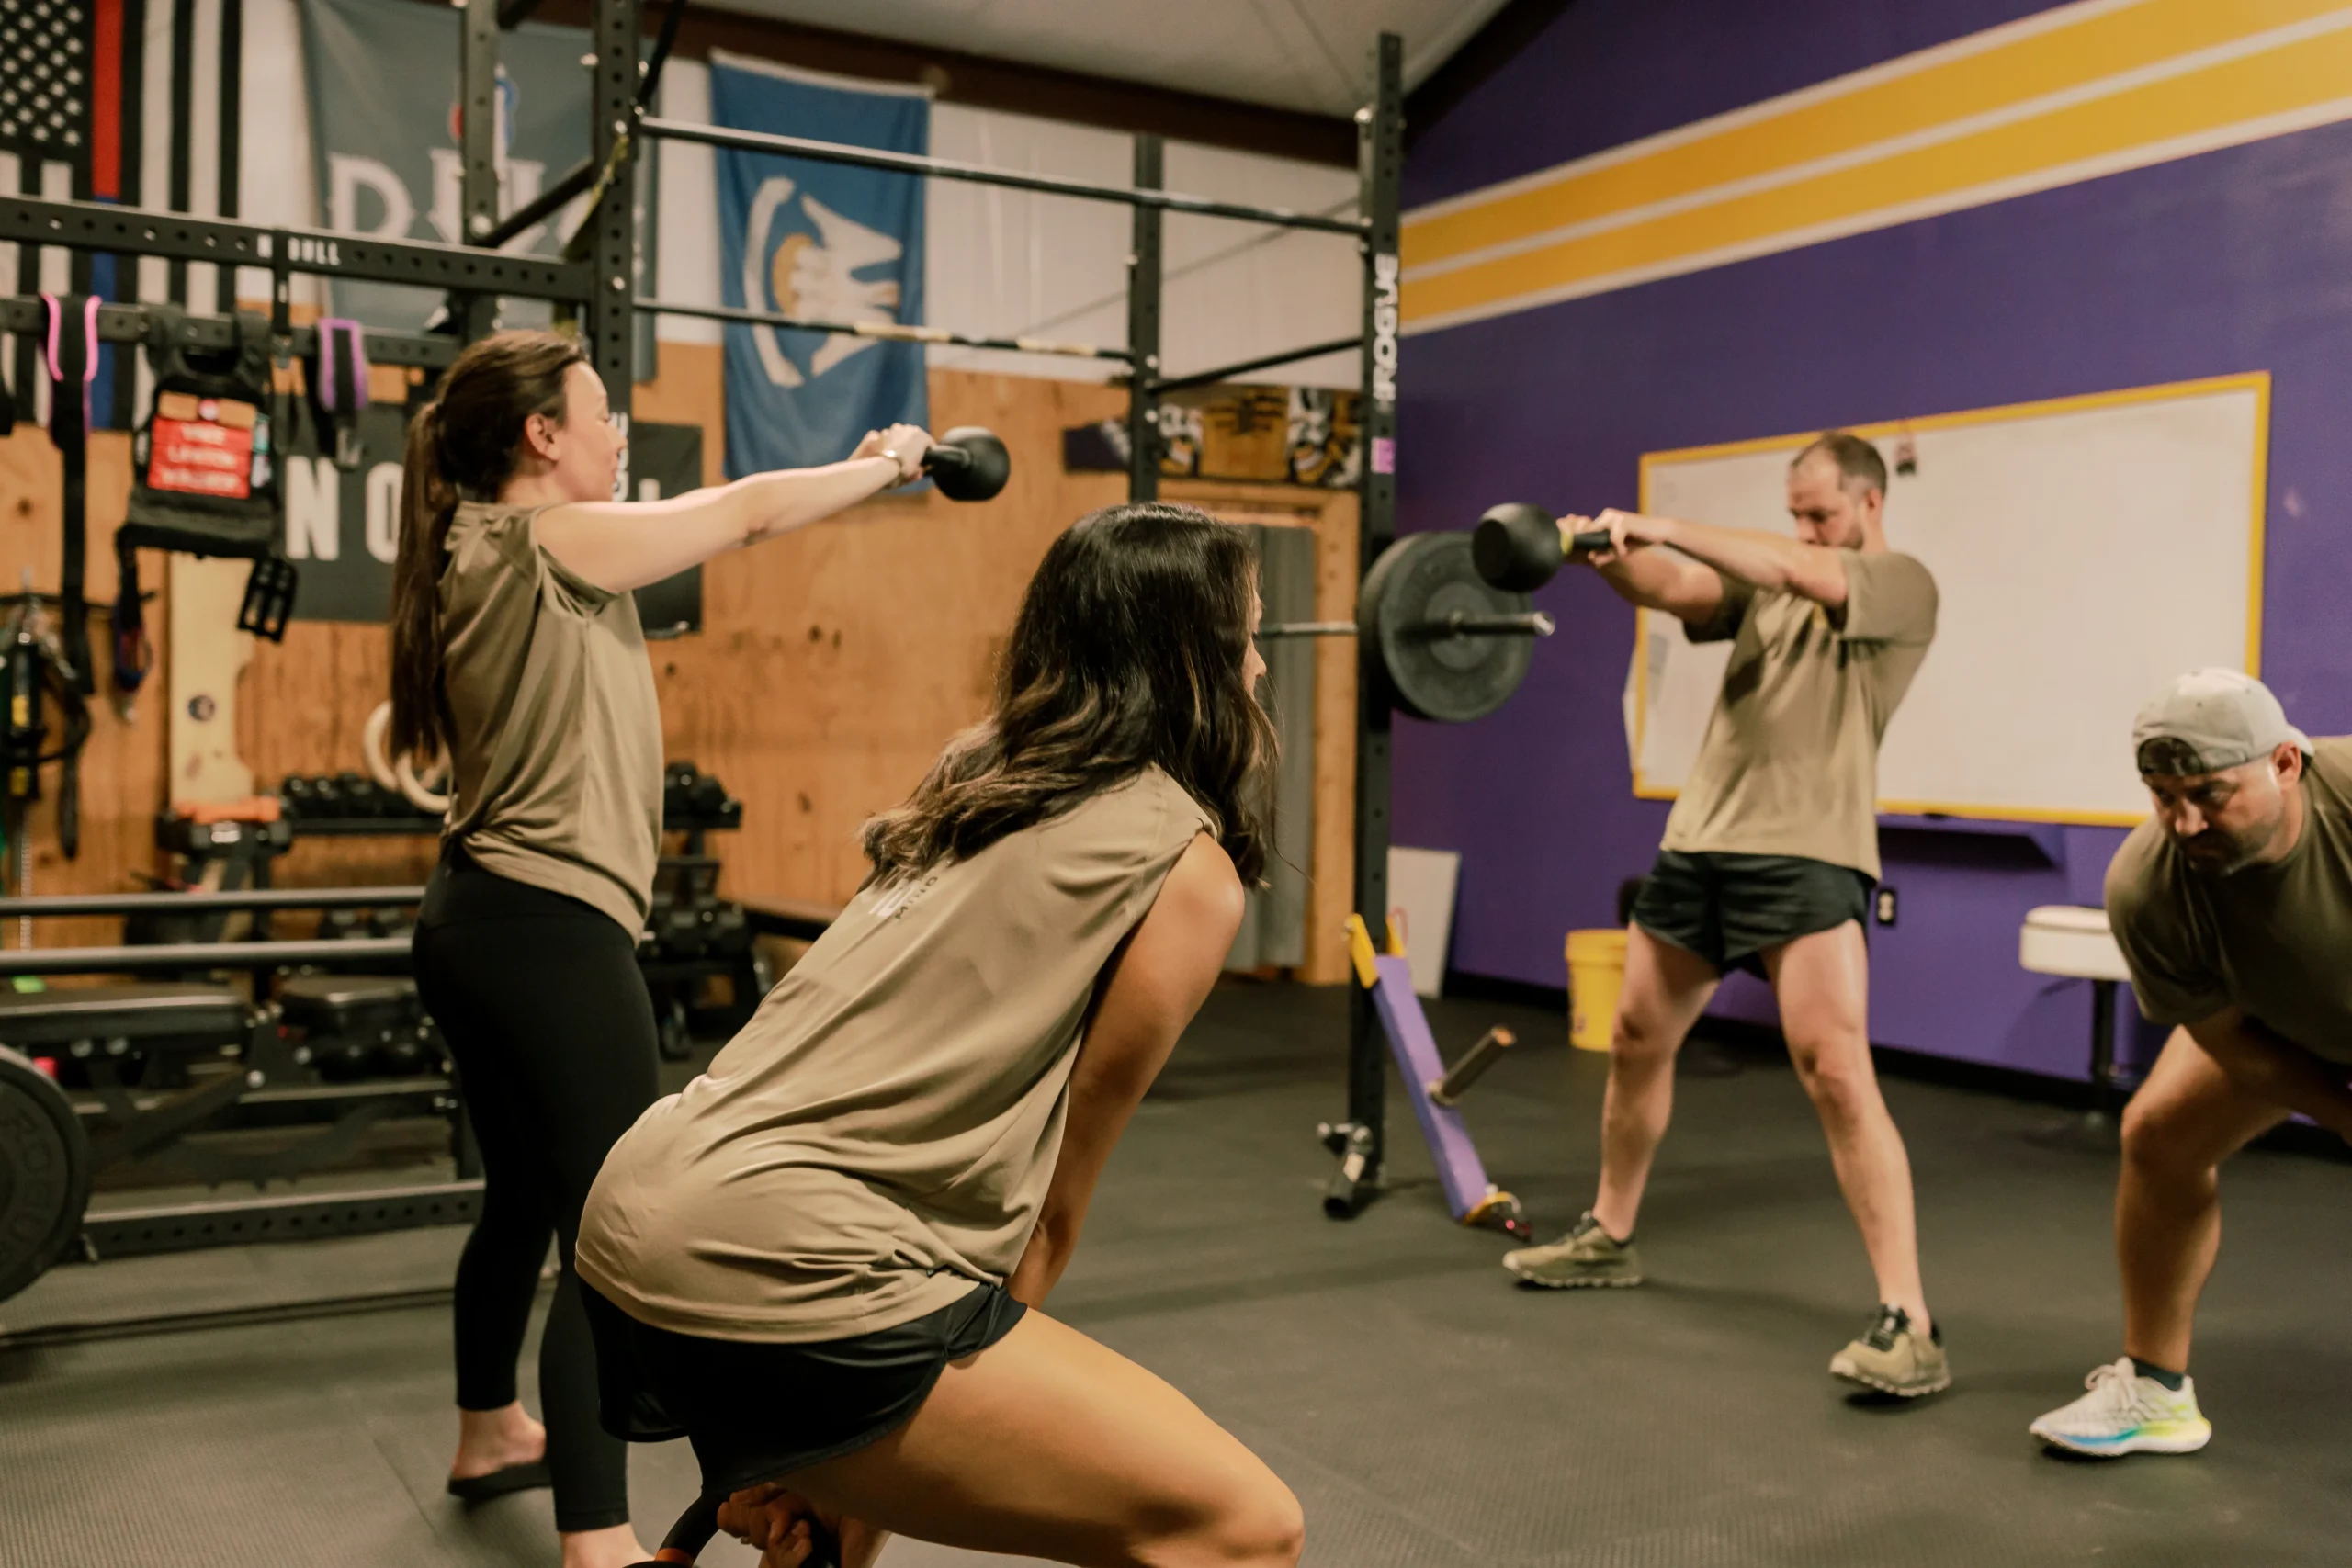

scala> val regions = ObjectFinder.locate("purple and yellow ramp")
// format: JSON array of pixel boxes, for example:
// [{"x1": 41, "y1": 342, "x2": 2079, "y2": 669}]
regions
[{"x1": 1346, "y1": 916, "x2": 1527, "y2": 1237}]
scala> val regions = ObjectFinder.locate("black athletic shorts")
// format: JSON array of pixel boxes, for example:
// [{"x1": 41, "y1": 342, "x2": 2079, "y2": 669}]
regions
[
  {"x1": 1629, "y1": 850, "x2": 1872, "y2": 979},
  {"x1": 583, "y1": 1280, "x2": 1026, "y2": 1495}
]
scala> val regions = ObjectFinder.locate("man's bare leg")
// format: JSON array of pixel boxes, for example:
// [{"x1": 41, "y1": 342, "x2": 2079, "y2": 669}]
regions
[
  {"x1": 2118, "y1": 1029, "x2": 2287, "y2": 1371},
  {"x1": 1763, "y1": 923, "x2": 1928, "y2": 1330},
  {"x1": 1589, "y1": 927, "x2": 1722, "y2": 1240}
]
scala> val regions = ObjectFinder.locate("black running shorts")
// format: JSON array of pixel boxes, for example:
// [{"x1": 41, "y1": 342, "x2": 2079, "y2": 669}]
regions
[
  {"x1": 583, "y1": 1280, "x2": 1027, "y2": 1496},
  {"x1": 1629, "y1": 850, "x2": 1872, "y2": 979}
]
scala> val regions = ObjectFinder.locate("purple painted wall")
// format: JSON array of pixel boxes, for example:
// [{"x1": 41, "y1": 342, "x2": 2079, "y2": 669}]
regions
[{"x1": 1397, "y1": 1, "x2": 2352, "y2": 1077}]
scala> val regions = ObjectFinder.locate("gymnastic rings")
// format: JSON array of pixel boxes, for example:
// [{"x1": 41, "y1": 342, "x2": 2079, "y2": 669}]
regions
[{"x1": 362, "y1": 699, "x2": 452, "y2": 816}]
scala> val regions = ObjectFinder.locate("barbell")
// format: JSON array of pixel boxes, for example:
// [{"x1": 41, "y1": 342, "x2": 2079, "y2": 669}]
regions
[
  {"x1": 923, "y1": 426, "x2": 1012, "y2": 502},
  {"x1": 1258, "y1": 531, "x2": 1555, "y2": 724}
]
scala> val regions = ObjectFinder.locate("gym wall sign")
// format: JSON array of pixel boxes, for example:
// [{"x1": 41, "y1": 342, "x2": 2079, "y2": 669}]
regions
[
  {"x1": 277, "y1": 408, "x2": 706, "y2": 633},
  {"x1": 1061, "y1": 384, "x2": 1363, "y2": 489}
]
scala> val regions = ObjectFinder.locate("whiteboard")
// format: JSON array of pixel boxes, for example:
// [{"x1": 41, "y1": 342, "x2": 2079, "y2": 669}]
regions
[{"x1": 1631, "y1": 376, "x2": 2267, "y2": 825}]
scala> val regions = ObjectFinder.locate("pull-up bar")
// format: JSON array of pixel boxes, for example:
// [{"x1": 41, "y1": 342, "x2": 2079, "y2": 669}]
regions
[
  {"x1": 637, "y1": 298, "x2": 1132, "y2": 365},
  {"x1": 638, "y1": 117, "x2": 1369, "y2": 237}
]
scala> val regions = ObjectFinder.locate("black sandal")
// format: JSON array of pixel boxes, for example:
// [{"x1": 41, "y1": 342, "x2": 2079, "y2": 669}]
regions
[{"x1": 446, "y1": 1459, "x2": 552, "y2": 1501}]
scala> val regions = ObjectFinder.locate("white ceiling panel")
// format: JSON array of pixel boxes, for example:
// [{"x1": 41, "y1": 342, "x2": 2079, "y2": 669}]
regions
[{"x1": 703, "y1": 0, "x2": 1513, "y2": 116}]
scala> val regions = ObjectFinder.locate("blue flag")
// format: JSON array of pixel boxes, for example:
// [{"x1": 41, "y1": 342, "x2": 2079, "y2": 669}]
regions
[{"x1": 711, "y1": 54, "x2": 928, "y2": 479}]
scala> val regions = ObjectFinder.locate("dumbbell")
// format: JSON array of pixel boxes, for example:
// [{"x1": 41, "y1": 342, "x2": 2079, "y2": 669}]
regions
[
  {"x1": 922, "y1": 426, "x2": 1011, "y2": 503},
  {"x1": 707, "y1": 900, "x2": 751, "y2": 958},
  {"x1": 663, "y1": 761, "x2": 701, "y2": 821},
  {"x1": 279, "y1": 773, "x2": 316, "y2": 816},
  {"x1": 1470, "y1": 502, "x2": 1615, "y2": 592},
  {"x1": 337, "y1": 770, "x2": 386, "y2": 818}
]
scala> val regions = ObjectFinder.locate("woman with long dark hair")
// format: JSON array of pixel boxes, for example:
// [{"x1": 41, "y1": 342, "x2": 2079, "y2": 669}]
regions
[
  {"x1": 574, "y1": 502, "x2": 1302, "y2": 1568},
  {"x1": 390, "y1": 328, "x2": 934, "y2": 1568}
]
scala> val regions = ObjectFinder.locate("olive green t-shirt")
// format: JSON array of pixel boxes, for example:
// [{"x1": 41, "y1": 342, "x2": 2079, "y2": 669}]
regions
[
  {"x1": 438, "y1": 502, "x2": 663, "y2": 934},
  {"x1": 1659, "y1": 549, "x2": 1939, "y2": 880},
  {"x1": 575, "y1": 766, "x2": 1213, "y2": 1343},
  {"x1": 2105, "y1": 736, "x2": 2352, "y2": 1063}
]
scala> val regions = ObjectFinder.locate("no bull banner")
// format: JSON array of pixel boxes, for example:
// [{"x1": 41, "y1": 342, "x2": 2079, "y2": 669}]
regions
[
  {"x1": 277, "y1": 405, "x2": 704, "y2": 631},
  {"x1": 709, "y1": 51, "x2": 928, "y2": 479}
]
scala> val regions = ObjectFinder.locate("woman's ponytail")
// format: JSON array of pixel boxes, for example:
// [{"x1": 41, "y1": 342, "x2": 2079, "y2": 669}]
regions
[
  {"x1": 389, "y1": 400, "x2": 458, "y2": 762},
  {"x1": 384, "y1": 328, "x2": 585, "y2": 765}
]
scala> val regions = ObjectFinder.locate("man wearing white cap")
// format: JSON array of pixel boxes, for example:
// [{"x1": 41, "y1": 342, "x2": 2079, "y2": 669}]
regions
[{"x1": 2032, "y1": 669, "x2": 2352, "y2": 1457}]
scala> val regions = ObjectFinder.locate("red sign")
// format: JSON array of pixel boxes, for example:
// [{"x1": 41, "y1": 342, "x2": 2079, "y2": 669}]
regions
[{"x1": 149, "y1": 417, "x2": 254, "y2": 499}]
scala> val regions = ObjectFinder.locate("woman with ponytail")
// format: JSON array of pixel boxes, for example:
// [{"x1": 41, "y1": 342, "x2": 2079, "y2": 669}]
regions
[{"x1": 391, "y1": 329, "x2": 932, "y2": 1568}]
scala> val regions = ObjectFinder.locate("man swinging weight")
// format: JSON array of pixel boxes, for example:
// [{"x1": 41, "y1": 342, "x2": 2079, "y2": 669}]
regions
[{"x1": 1503, "y1": 433, "x2": 1949, "y2": 1397}]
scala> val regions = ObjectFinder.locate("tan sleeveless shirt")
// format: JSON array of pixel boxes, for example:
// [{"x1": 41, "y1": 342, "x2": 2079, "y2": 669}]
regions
[
  {"x1": 576, "y1": 766, "x2": 1212, "y2": 1342},
  {"x1": 437, "y1": 502, "x2": 663, "y2": 933}
]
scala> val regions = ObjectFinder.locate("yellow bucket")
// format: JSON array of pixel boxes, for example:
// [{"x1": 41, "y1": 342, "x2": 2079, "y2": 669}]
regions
[{"x1": 1566, "y1": 928, "x2": 1628, "y2": 1053}]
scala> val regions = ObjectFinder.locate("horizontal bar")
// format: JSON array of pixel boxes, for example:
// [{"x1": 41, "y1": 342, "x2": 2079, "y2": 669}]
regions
[
  {"x1": 1150, "y1": 334, "x2": 1363, "y2": 395},
  {"x1": 0, "y1": 886, "x2": 424, "y2": 919},
  {"x1": 0, "y1": 194, "x2": 594, "y2": 300},
  {"x1": 0, "y1": 296, "x2": 459, "y2": 369},
  {"x1": 0, "y1": 937, "x2": 412, "y2": 976},
  {"x1": 639, "y1": 298, "x2": 1130, "y2": 363},
  {"x1": 0, "y1": 1283, "x2": 464, "y2": 1351},
  {"x1": 78, "y1": 1178, "x2": 483, "y2": 1261},
  {"x1": 1401, "y1": 611, "x2": 1556, "y2": 638},
  {"x1": 1258, "y1": 620, "x2": 1358, "y2": 638},
  {"x1": 640, "y1": 117, "x2": 1368, "y2": 236}
]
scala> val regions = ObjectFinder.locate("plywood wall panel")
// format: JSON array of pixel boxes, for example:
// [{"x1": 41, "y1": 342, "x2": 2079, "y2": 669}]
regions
[{"x1": 0, "y1": 346, "x2": 1359, "y2": 976}]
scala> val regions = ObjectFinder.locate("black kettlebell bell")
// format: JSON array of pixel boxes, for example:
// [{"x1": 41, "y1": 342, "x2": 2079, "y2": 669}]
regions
[
  {"x1": 1472, "y1": 503, "x2": 1566, "y2": 592},
  {"x1": 1471, "y1": 503, "x2": 1613, "y2": 592},
  {"x1": 922, "y1": 426, "x2": 1012, "y2": 503}
]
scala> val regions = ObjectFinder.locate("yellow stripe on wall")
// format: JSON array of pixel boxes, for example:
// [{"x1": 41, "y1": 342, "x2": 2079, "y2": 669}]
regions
[{"x1": 1403, "y1": 0, "x2": 2352, "y2": 333}]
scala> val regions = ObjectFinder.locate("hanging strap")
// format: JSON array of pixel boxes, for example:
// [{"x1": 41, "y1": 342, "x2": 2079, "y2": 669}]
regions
[
  {"x1": 312, "y1": 317, "x2": 371, "y2": 468},
  {"x1": 41, "y1": 294, "x2": 99, "y2": 697}
]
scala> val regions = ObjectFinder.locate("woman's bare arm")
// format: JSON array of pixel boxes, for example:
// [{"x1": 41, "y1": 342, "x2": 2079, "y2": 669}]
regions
[
  {"x1": 535, "y1": 424, "x2": 930, "y2": 594},
  {"x1": 1007, "y1": 833, "x2": 1245, "y2": 1304}
]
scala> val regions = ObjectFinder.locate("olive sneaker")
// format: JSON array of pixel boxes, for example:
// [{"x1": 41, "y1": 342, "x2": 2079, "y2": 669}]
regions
[
  {"x1": 2029, "y1": 1359, "x2": 2211, "y2": 1457},
  {"x1": 1828, "y1": 1304, "x2": 1951, "y2": 1396},
  {"x1": 1502, "y1": 1211, "x2": 1642, "y2": 1289}
]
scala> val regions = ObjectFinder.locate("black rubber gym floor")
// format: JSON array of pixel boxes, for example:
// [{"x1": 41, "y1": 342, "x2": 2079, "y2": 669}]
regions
[{"x1": 6, "y1": 980, "x2": 2352, "y2": 1566}]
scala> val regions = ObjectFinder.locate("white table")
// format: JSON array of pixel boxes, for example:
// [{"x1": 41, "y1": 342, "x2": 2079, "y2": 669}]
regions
[{"x1": 2019, "y1": 905, "x2": 2132, "y2": 1141}]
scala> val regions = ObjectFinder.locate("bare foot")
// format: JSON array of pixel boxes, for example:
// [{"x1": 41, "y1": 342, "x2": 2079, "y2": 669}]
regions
[
  {"x1": 450, "y1": 1402, "x2": 547, "y2": 1482},
  {"x1": 560, "y1": 1523, "x2": 652, "y2": 1568}
]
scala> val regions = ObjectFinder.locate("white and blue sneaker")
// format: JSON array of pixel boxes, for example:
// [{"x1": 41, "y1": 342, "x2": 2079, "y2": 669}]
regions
[{"x1": 2030, "y1": 1358, "x2": 2212, "y2": 1457}]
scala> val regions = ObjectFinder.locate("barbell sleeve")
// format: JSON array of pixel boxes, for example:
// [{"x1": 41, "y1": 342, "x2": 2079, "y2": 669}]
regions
[
  {"x1": 1401, "y1": 611, "x2": 1556, "y2": 638},
  {"x1": 1256, "y1": 621, "x2": 1361, "y2": 638}
]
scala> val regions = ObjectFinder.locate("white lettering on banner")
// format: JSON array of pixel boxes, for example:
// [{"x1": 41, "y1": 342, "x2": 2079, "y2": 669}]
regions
[
  {"x1": 284, "y1": 458, "x2": 341, "y2": 561},
  {"x1": 1371, "y1": 252, "x2": 1400, "y2": 409},
  {"x1": 427, "y1": 148, "x2": 555, "y2": 250},
  {"x1": 365, "y1": 464, "x2": 403, "y2": 564},
  {"x1": 327, "y1": 154, "x2": 414, "y2": 241}
]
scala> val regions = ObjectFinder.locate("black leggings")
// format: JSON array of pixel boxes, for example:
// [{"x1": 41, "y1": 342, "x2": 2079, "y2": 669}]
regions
[{"x1": 415, "y1": 850, "x2": 661, "y2": 1533}]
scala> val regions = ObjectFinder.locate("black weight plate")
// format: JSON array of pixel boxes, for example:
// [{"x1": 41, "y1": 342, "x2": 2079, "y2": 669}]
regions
[
  {"x1": 1359, "y1": 532, "x2": 1536, "y2": 724},
  {"x1": 0, "y1": 1044, "x2": 91, "y2": 1303}
]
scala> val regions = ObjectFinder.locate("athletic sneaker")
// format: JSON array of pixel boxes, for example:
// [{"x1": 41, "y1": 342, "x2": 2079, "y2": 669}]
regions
[
  {"x1": 2029, "y1": 1358, "x2": 2211, "y2": 1457},
  {"x1": 1828, "y1": 1303, "x2": 1951, "y2": 1396},
  {"x1": 1502, "y1": 1211, "x2": 1642, "y2": 1288}
]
